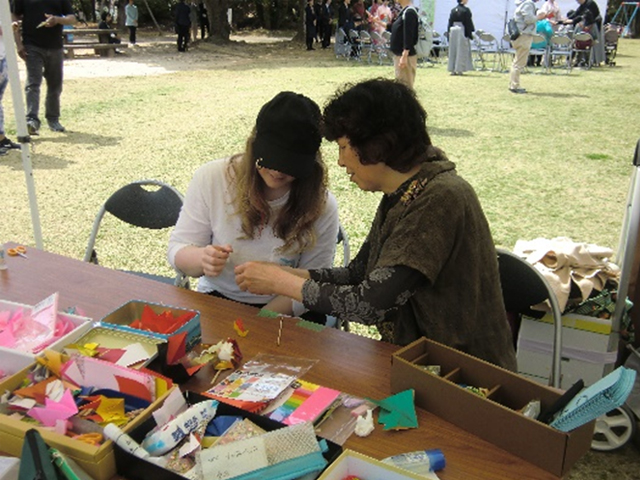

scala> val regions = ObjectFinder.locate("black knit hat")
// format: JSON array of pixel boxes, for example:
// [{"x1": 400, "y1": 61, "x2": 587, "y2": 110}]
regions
[{"x1": 253, "y1": 92, "x2": 322, "y2": 179}]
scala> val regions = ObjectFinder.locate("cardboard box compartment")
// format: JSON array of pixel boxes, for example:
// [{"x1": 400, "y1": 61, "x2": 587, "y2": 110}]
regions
[
  {"x1": 0, "y1": 347, "x2": 34, "y2": 380},
  {"x1": 0, "y1": 299, "x2": 92, "y2": 356},
  {"x1": 100, "y1": 300, "x2": 201, "y2": 350},
  {"x1": 317, "y1": 449, "x2": 432, "y2": 480},
  {"x1": 113, "y1": 391, "x2": 343, "y2": 480},
  {"x1": 391, "y1": 337, "x2": 595, "y2": 478},
  {"x1": 0, "y1": 362, "x2": 174, "y2": 480},
  {"x1": 517, "y1": 313, "x2": 618, "y2": 389}
]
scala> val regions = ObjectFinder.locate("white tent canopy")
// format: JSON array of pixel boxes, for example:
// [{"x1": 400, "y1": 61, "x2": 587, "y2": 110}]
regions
[{"x1": 431, "y1": 0, "x2": 609, "y2": 42}]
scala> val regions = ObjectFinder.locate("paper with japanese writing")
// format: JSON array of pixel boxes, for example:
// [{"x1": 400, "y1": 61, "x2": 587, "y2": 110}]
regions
[{"x1": 198, "y1": 436, "x2": 268, "y2": 480}]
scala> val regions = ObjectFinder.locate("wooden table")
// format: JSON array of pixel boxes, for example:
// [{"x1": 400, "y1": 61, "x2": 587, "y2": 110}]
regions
[
  {"x1": 0, "y1": 243, "x2": 560, "y2": 480},
  {"x1": 63, "y1": 28, "x2": 127, "y2": 58}
]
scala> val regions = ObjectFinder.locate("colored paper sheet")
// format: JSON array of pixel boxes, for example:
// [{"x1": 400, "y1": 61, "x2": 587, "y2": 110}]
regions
[
  {"x1": 27, "y1": 388, "x2": 78, "y2": 427},
  {"x1": 368, "y1": 389, "x2": 418, "y2": 431}
]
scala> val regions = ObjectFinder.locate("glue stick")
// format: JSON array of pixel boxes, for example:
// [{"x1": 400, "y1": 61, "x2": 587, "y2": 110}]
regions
[
  {"x1": 381, "y1": 449, "x2": 446, "y2": 474},
  {"x1": 0, "y1": 244, "x2": 7, "y2": 270},
  {"x1": 141, "y1": 400, "x2": 218, "y2": 456},
  {"x1": 103, "y1": 423, "x2": 166, "y2": 467}
]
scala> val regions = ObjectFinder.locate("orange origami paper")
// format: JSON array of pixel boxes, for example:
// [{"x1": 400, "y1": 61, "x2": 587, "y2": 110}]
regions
[
  {"x1": 14, "y1": 377, "x2": 80, "y2": 405},
  {"x1": 129, "y1": 305, "x2": 195, "y2": 334}
]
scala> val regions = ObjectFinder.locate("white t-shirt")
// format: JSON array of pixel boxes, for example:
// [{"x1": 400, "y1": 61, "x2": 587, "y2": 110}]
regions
[{"x1": 168, "y1": 158, "x2": 340, "y2": 304}]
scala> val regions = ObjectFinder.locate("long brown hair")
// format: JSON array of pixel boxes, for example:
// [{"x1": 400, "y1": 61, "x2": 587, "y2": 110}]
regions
[{"x1": 228, "y1": 130, "x2": 328, "y2": 254}]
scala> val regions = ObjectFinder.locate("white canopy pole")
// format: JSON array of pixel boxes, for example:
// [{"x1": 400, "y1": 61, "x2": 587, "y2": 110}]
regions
[{"x1": 0, "y1": 0, "x2": 43, "y2": 249}]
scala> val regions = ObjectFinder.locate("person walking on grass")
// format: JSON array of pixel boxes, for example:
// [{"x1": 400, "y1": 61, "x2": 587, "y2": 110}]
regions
[
  {"x1": 11, "y1": 0, "x2": 76, "y2": 135},
  {"x1": 390, "y1": 0, "x2": 419, "y2": 89},
  {"x1": 0, "y1": 26, "x2": 21, "y2": 154},
  {"x1": 509, "y1": 0, "x2": 544, "y2": 94},
  {"x1": 175, "y1": 0, "x2": 191, "y2": 52},
  {"x1": 125, "y1": 0, "x2": 138, "y2": 46},
  {"x1": 305, "y1": 0, "x2": 317, "y2": 51}
]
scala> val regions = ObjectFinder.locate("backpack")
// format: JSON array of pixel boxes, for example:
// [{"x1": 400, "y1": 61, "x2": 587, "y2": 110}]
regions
[{"x1": 404, "y1": 6, "x2": 431, "y2": 58}]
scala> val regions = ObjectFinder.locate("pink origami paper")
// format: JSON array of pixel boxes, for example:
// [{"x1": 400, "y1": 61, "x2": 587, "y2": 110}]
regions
[{"x1": 27, "y1": 388, "x2": 78, "y2": 428}]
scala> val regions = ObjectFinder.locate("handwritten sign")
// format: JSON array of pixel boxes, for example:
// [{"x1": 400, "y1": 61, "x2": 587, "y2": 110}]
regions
[{"x1": 198, "y1": 436, "x2": 269, "y2": 480}]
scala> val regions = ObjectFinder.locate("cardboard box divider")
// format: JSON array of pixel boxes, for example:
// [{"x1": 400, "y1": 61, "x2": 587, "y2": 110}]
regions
[
  {"x1": 0, "y1": 362, "x2": 174, "y2": 480},
  {"x1": 391, "y1": 337, "x2": 595, "y2": 478}
]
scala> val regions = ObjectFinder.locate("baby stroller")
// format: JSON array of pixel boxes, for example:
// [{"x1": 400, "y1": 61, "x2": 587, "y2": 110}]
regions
[{"x1": 603, "y1": 23, "x2": 622, "y2": 66}]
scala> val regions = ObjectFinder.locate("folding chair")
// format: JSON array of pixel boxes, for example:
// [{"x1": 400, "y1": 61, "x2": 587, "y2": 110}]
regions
[
  {"x1": 431, "y1": 31, "x2": 448, "y2": 63},
  {"x1": 334, "y1": 27, "x2": 350, "y2": 59},
  {"x1": 358, "y1": 30, "x2": 374, "y2": 63},
  {"x1": 83, "y1": 179, "x2": 188, "y2": 288},
  {"x1": 348, "y1": 29, "x2": 362, "y2": 61},
  {"x1": 330, "y1": 223, "x2": 351, "y2": 331},
  {"x1": 572, "y1": 31, "x2": 594, "y2": 68},
  {"x1": 474, "y1": 30, "x2": 503, "y2": 71},
  {"x1": 370, "y1": 30, "x2": 391, "y2": 65},
  {"x1": 547, "y1": 34, "x2": 573, "y2": 73},
  {"x1": 497, "y1": 247, "x2": 562, "y2": 388}
]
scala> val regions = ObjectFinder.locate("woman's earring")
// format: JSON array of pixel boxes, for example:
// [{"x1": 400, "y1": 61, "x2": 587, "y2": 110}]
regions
[{"x1": 255, "y1": 158, "x2": 263, "y2": 170}]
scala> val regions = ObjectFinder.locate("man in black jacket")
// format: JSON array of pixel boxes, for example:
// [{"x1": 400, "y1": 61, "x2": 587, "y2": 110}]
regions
[
  {"x1": 321, "y1": 0, "x2": 333, "y2": 48},
  {"x1": 11, "y1": 0, "x2": 76, "y2": 134},
  {"x1": 175, "y1": 0, "x2": 191, "y2": 52}
]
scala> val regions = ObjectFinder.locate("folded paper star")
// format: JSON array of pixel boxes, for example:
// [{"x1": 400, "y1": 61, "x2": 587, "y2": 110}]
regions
[
  {"x1": 233, "y1": 318, "x2": 249, "y2": 337},
  {"x1": 367, "y1": 389, "x2": 418, "y2": 431},
  {"x1": 27, "y1": 388, "x2": 78, "y2": 428}
]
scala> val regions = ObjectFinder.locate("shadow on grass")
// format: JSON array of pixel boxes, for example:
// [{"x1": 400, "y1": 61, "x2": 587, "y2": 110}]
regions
[
  {"x1": 36, "y1": 132, "x2": 122, "y2": 147},
  {"x1": 2, "y1": 152, "x2": 74, "y2": 171},
  {"x1": 429, "y1": 126, "x2": 474, "y2": 138},
  {"x1": 528, "y1": 91, "x2": 590, "y2": 98}
]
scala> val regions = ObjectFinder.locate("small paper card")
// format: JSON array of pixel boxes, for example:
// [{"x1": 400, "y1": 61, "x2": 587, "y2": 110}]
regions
[{"x1": 198, "y1": 436, "x2": 269, "y2": 480}]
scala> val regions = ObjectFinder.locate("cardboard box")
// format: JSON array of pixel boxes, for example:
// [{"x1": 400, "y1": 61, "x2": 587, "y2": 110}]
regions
[
  {"x1": 317, "y1": 449, "x2": 434, "y2": 480},
  {"x1": 113, "y1": 391, "x2": 343, "y2": 480},
  {"x1": 0, "y1": 362, "x2": 174, "y2": 480},
  {"x1": 70, "y1": 325, "x2": 165, "y2": 367},
  {"x1": 100, "y1": 300, "x2": 201, "y2": 350},
  {"x1": 517, "y1": 313, "x2": 618, "y2": 389},
  {"x1": 0, "y1": 347, "x2": 33, "y2": 380},
  {"x1": 391, "y1": 337, "x2": 595, "y2": 478},
  {"x1": 0, "y1": 299, "x2": 92, "y2": 356}
]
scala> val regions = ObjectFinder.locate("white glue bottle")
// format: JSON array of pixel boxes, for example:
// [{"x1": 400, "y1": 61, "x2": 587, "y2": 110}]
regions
[{"x1": 381, "y1": 449, "x2": 446, "y2": 475}]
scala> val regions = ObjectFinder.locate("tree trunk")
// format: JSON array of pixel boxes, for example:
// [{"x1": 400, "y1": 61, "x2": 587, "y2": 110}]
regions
[
  {"x1": 293, "y1": 0, "x2": 304, "y2": 42},
  {"x1": 204, "y1": 0, "x2": 230, "y2": 40}
]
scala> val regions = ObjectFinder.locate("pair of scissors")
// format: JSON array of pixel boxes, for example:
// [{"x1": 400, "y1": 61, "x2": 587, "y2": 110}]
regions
[{"x1": 7, "y1": 245, "x2": 27, "y2": 258}]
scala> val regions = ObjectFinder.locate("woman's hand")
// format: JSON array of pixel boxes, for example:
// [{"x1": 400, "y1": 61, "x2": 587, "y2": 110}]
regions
[
  {"x1": 235, "y1": 262, "x2": 280, "y2": 295},
  {"x1": 201, "y1": 244, "x2": 233, "y2": 277},
  {"x1": 235, "y1": 262, "x2": 306, "y2": 301},
  {"x1": 399, "y1": 49, "x2": 409, "y2": 68}
]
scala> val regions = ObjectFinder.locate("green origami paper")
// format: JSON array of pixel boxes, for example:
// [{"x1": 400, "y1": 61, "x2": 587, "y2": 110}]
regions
[{"x1": 368, "y1": 388, "x2": 418, "y2": 430}]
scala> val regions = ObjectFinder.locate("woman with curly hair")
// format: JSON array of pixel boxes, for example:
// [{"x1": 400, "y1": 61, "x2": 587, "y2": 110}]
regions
[
  {"x1": 235, "y1": 79, "x2": 517, "y2": 371},
  {"x1": 168, "y1": 91, "x2": 339, "y2": 316}
]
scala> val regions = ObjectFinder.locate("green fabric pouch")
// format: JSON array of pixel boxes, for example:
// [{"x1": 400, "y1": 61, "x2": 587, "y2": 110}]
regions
[{"x1": 18, "y1": 429, "x2": 60, "y2": 480}]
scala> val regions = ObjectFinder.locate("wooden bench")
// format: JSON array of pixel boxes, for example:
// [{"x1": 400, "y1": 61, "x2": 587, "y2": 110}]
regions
[{"x1": 63, "y1": 28, "x2": 127, "y2": 58}]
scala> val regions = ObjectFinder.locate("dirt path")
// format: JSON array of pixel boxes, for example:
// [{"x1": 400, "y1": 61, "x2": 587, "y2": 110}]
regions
[{"x1": 59, "y1": 30, "x2": 308, "y2": 79}]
